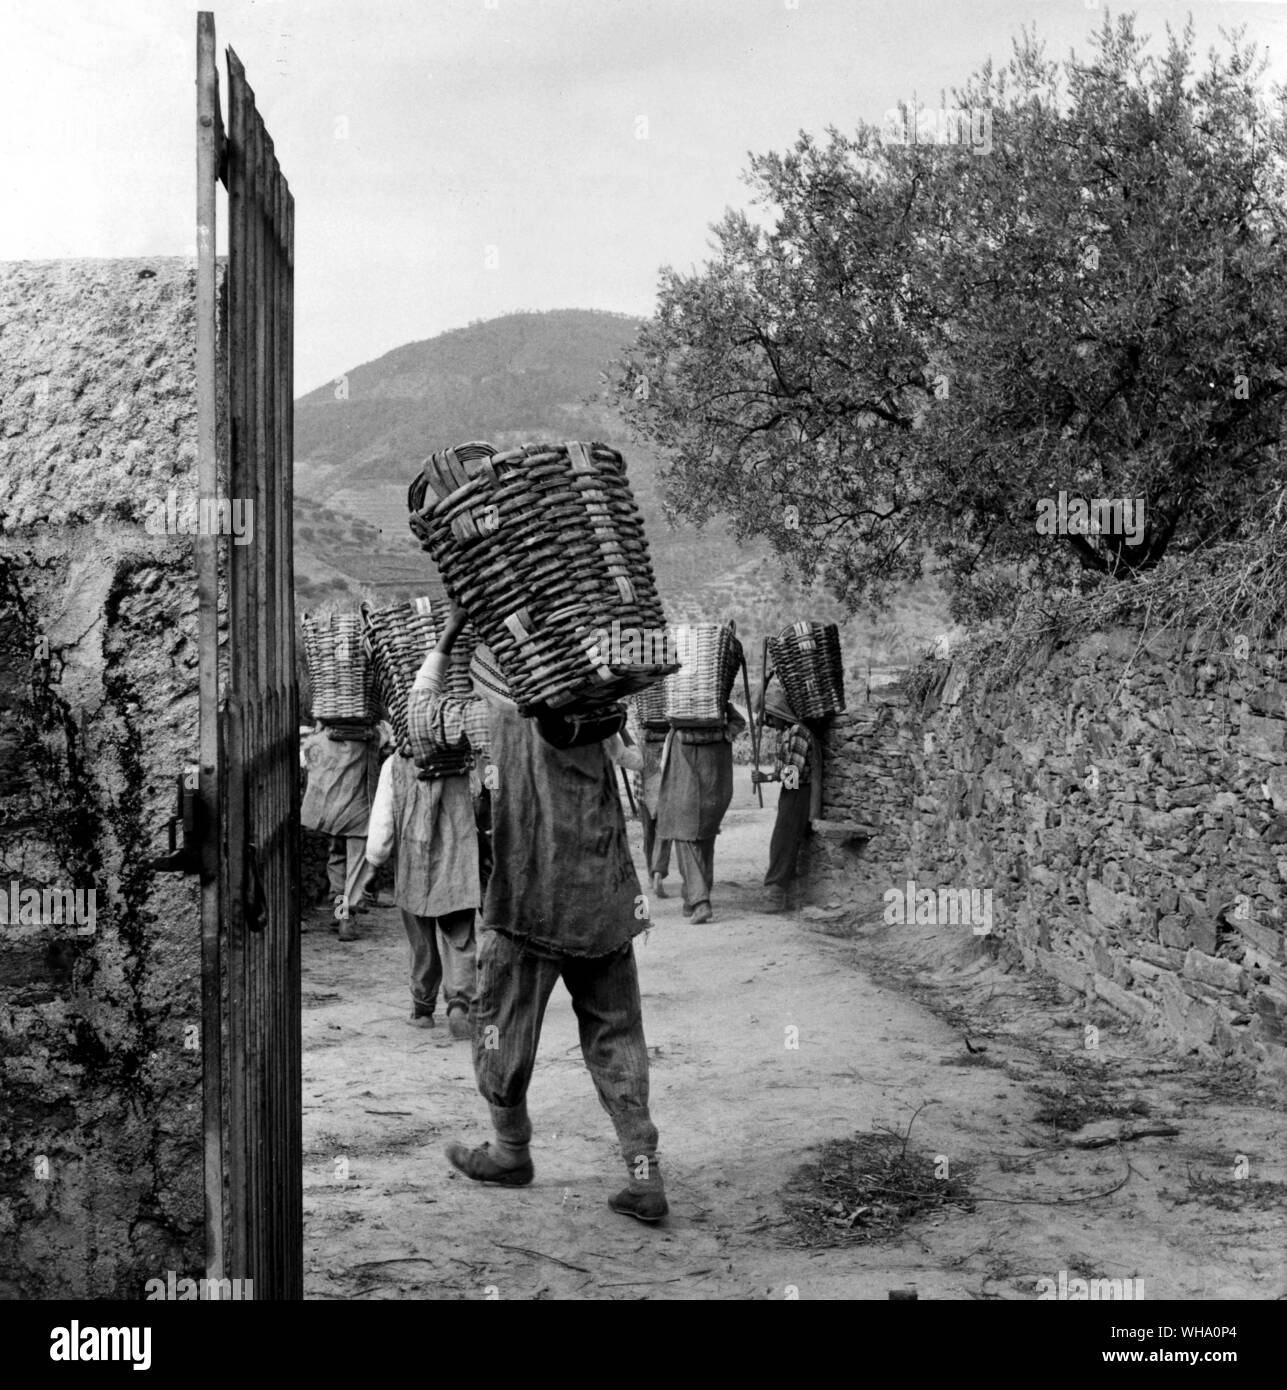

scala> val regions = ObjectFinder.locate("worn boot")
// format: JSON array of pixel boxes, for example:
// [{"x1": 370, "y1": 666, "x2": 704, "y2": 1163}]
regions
[
  {"x1": 445, "y1": 1102, "x2": 534, "y2": 1186},
  {"x1": 609, "y1": 1153, "x2": 668, "y2": 1224},
  {"x1": 689, "y1": 901, "x2": 712, "y2": 924},
  {"x1": 650, "y1": 871, "x2": 667, "y2": 899}
]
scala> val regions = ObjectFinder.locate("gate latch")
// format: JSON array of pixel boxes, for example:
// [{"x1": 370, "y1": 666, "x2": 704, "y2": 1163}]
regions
[{"x1": 150, "y1": 769, "x2": 202, "y2": 874}]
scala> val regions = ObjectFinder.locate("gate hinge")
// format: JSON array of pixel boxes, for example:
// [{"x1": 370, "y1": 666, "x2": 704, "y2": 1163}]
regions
[{"x1": 150, "y1": 770, "x2": 202, "y2": 874}]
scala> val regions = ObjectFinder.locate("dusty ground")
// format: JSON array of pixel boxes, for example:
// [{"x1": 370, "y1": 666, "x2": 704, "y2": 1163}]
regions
[{"x1": 301, "y1": 784, "x2": 1287, "y2": 1301}]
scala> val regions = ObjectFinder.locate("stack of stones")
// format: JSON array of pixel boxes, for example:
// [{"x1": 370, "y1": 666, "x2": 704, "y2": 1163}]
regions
[
  {"x1": 803, "y1": 692, "x2": 916, "y2": 898},
  {"x1": 807, "y1": 625, "x2": 1287, "y2": 1072}
]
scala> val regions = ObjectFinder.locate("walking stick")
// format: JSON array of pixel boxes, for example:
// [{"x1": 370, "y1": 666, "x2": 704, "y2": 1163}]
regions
[
  {"x1": 741, "y1": 649, "x2": 762, "y2": 807},
  {"x1": 758, "y1": 636, "x2": 773, "y2": 803},
  {"x1": 619, "y1": 762, "x2": 638, "y2": 817}
]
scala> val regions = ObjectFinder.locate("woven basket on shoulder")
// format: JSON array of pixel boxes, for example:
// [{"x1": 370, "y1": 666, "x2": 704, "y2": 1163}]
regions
[
  {"x1": 407, "y1": 440, "x2": 677, "y2": 717},
  {"x1": 360, "y1": 596, "x2": 477, "y2": 778},
  {"x1": 665, "y1": 621, "x2": 743, "y2": 727},
  {"x1": 768, "y1": 620, "x2": 845, "y2": 720},
  {"x1": 302, "y1": 611, "x2": 375, "y2": 722}
]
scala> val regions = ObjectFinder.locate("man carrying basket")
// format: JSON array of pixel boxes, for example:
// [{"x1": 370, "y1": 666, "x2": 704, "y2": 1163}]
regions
[
  {"x1": 654, "y1": 701, "x2": 747, "y2": 923},
  {"x1": 407, "y1": 603, "x2": 668, "y2": 1225},
  {"x1": 754, "y1": 676, "x2": 824, "y2": 913},
  {"x1": 299, "y1": 719, "x2": 385, "y2": 941}
]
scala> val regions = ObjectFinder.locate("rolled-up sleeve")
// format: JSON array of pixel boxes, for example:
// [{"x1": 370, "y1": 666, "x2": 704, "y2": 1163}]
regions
[
  {"x1": 407, "y1": 652, "x2": 492, "y2": 762},
  {"x1": 606, "y1": 735, "x2": 644, "y2": 772}
]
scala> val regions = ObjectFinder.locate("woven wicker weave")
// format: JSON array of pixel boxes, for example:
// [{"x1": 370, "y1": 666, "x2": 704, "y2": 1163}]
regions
[
  {"x1": 361, "y1": 596, "x2": 477, "y2": 777},
  {"x1": 408, "y1": 440, "x2": 677, "y2": 717},
  {"x1": 632, "y1": 677, "x2": 670, "y2": 731},
  {"x1": 302, "y1": 611, "x2": 375, "y2": 722},
  {"x1": 665, "y1": 622, "x2": 743, "y2": 727},
  {"x1": 768, "y1": 620, "x2": 845, "y2": 720}
]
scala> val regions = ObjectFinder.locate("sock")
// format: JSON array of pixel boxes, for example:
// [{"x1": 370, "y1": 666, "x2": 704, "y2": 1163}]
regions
[
  {"x1": 488, "y1": 1102, "x2": 532, "y2": 1167},
  {"x1": 624, "y1": 1153, "x2": 663, "y2": 1191}
]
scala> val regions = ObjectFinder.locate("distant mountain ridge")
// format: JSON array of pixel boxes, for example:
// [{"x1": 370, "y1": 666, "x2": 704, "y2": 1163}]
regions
[
  {"x1": 295, "y1": 308, "x2": 642, "y2": 478},
  {"x1": 291, "y1": 309, "x2": 952, "y2": 686}
]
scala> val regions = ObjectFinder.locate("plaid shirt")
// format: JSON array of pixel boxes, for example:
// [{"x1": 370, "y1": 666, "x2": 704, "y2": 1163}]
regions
[
  {"x1": 772, "y1": 723, "x2": 813, "y2": 786},
  {"x1": 407, "y1": 654, "x2": 493, "y2": 765}
]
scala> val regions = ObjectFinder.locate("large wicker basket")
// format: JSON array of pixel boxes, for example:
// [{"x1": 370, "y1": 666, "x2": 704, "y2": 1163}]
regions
[
  {"x1": 665, "y1": 622, "x2": 743, "y2": 727},
  {"x1": 361, "y1": 596, "x2": 476, "y2": 777},
  {"x1": 408, "y1": 440, "x2": 678, "y2": 717},
  {"x1": 302, "y1": 611, "x2": 375, "y2": 722},
  {"x1": 768, "y1": 620, "x2": 845, "y2": 720}
]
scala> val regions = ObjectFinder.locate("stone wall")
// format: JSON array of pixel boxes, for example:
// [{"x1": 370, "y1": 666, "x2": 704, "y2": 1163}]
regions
[
  {"x1": 0, "y1": 259, "x2": 210, "y2": 1295},
  {"x1": 805, "y1": 626, "x2": 1287, "y2": 1073}
]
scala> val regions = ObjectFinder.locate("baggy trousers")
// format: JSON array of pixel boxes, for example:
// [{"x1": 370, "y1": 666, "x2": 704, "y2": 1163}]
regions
[
  {"x1": 764, "y1": 786, "x2": 811, "y2": 889},
  {"x1": 327, "y1": 834, "x2": 373, "y2": 911},
  {"x1": 472, "y1": 930, "x2": 659, "y2": 1167},
  {"x1": 673, "y1": 838, "x2": 715, "y2": 910},
  {"x1": 639, "y1": 805, "x2": 671, "y2": 879},
  {"x1": 401, "y1": 906, "x2": 477, "y2": 1018}
]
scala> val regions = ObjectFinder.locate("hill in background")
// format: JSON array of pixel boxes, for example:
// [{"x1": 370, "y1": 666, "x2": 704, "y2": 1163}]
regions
[{"x1": 292, "y1": 308, "x2": 954, "y2": 694}]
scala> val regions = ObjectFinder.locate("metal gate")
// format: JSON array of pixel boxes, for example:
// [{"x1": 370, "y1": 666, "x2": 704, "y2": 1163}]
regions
[{"x1": 196, "y1": 11, "x2": 302, "y2": 1298}]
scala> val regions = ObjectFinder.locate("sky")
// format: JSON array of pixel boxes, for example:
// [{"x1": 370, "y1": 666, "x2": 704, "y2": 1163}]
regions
[{"x1": 6, "y1": 0, "x2": 1287, "y2": 395}]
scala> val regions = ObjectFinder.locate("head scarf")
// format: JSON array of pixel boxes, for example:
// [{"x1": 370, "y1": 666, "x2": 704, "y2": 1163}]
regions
[{"x1": 762, "y1": 679, "x2": 798, "y2": 728}]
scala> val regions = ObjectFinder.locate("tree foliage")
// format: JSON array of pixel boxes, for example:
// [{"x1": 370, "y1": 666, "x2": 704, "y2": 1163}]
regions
[{"x1": 616, "y1": 14, "x2": 1287, "y2": 622}]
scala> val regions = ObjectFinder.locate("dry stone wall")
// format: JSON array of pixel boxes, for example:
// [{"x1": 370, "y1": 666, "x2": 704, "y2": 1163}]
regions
[{"x1": 806, "y1": 626, "x2": 1287, "y2": 1073}]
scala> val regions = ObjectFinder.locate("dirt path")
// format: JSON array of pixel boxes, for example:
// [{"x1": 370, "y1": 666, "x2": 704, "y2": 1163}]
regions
[{"x1": 302, "y1": 784, "x2": 1287, "y2": 1301}]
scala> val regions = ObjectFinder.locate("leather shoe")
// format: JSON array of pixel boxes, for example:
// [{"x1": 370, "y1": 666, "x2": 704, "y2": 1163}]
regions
[
  {"x1": 445, "y1": 1141, "x2": 534, "y2": 1186},
  {"x1": 608, "y1": 1187, "x2": 669, "y2": 1223}
]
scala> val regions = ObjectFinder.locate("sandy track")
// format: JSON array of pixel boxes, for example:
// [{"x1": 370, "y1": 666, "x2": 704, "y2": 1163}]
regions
[{"x1": 302, "y1": 785, "x2": 1286, "y2": 1300}]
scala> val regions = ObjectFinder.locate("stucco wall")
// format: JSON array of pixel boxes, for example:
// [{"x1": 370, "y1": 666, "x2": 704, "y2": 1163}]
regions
[{"x1": 0, "y1": 258, "x2": 209, "y2": 1296}]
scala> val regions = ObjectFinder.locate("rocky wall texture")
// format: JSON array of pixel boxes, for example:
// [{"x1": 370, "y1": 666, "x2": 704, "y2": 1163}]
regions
[
  {"x1": 805, "y1": 627, "x2": 1287, "y2": 1073},
  {"x1": 0, "y1": 259, "x2": 208, "y2": 1296}
]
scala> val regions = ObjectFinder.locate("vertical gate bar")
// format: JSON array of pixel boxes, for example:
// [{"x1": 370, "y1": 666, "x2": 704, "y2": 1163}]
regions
[
  {"x1": 259, "y1": 141, "x2": 280, "y2": 1293},
  {"x1": 257, "y1": 123, "x2": 274, "y2": 1296},
  {"x1": 280, "y1": 171, "x2": 297, "y2": 1299},
  {"x1": 257, "y1": 123, "x2": 274, "y2": 1297},
  {"x1": 252, "y1": 694, "x2": 266, "y2": 1291},
  {"x1": 244, "y1": 77, "x2": 261, "y2": 1297},
  {"x1": 268, "y1": 161, "x2": 287, "y2": 1294},
  {"x1": 263, "y1": 147, "x2": 278, "y2": 699},
  {"x1": 225, "y1": 45, "x2": 251, "y2": 1285},
  {"x1": 283, "y1": 183, "x2": 302, "y2": 1298},
  {"x1": 246, "y1": 104, "x2": 266, "y2": 1292},
  {"x1": 261, "y1": 118, "x2": 274, "y2": 1295},
  {"x1": 214, "y1": 35, "x2": 302, "y2": 1301},
  {"x1": 250, "y1": 131, "x2": 261, "y2": 1295},
  {"x1": 195, "y1": 10, "x2": 226, "y2": 1284},
  {"x1": 276, "y1": 171, "x2": 286, "y2": 1294}
]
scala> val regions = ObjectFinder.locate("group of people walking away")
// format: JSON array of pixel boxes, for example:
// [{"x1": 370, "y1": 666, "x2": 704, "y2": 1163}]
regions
[
  {"x1": 298, "y1": 604, "x2": 830, "y2": 1226},
  {"x1": 299, "y1": 706, "x2": 485, "y2": 1036}
]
